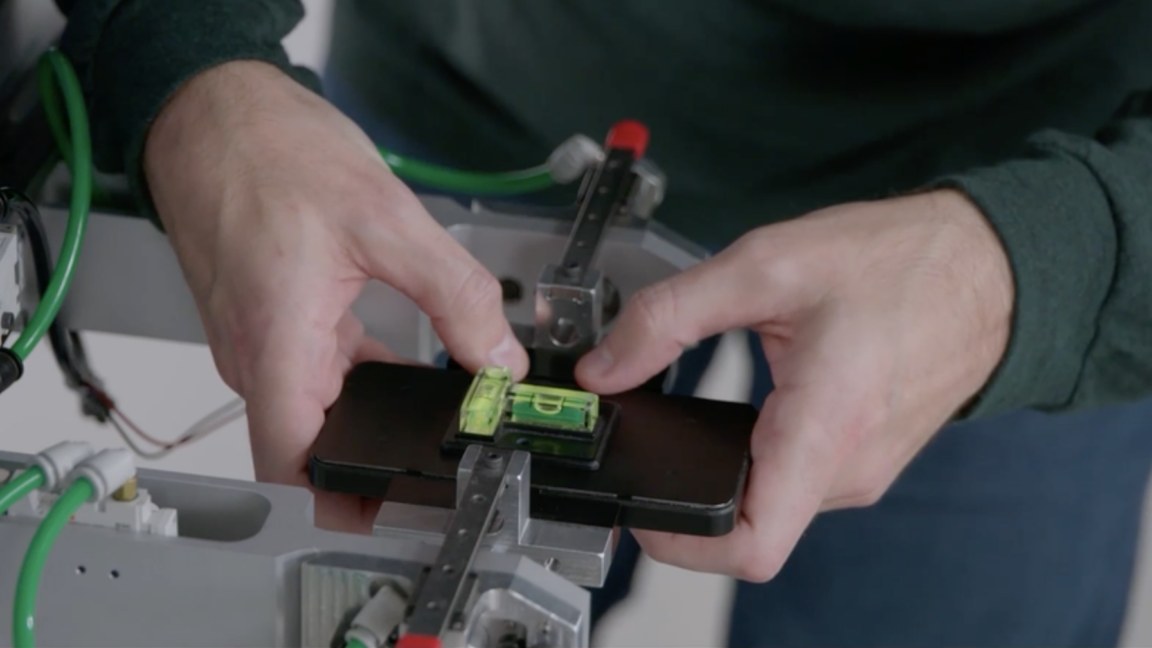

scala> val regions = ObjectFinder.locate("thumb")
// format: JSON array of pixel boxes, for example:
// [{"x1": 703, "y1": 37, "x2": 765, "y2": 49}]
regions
[
  {"x1": 576, "y1": 253, "x2": 762, "y2": 394},
  {"x1": 350, "y1": 192, "x2": 528, "y2": 377}
]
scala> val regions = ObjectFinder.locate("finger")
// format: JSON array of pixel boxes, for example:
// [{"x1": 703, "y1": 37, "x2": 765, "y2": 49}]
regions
[
  {"x1": 313, "y1": 491, "x2": 383, "y2": 535},
  {"x1": 354, "y1": 336, "x2": 405, "y2": 365},
  {"x1": 348, "y1": 189, "x2": 528, "y2": 378},
  {"x1": 633, "y1": 383, "x2": 854, "y2": 581},
  {"x1": 576, "y1": 252, "x2": 764, "y2": 394},
  {"x1": 243, "y1": 317, "x2": 344, "y2": 485}
]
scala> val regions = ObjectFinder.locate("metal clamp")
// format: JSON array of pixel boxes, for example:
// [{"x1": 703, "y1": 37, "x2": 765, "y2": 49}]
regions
[
  {"x1": 404, "y1": 447, "x2": 513, "y2": 639},
  {"x1": 373, "y1": 448, "x2": 613, "y2": 589}
]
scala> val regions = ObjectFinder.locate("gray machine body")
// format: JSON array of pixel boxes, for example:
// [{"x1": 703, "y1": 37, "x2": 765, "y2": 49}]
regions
[
  {"x1": 0, "y1": 193, "x2": 706, "y2": 647},
  {"x1": 0, "y1": 451, "x2": 591, "y2": 648},
  {"x1": 37, "y1": 195, "x2": 706, "y2": 361}
]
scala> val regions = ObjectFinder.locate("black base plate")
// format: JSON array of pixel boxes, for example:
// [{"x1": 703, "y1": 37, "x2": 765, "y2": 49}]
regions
[{"x1": 309, "y1": 362, "x2": 756, "y2": 536}]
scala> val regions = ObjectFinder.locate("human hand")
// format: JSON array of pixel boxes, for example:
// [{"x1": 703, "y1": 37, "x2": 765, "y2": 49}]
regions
[
  {"x1": 144, "y1": 61, "x2": 528, "y2": 531},
  {"x1": 576, "y1": 190, "x2": 1014, "y2": 580}
]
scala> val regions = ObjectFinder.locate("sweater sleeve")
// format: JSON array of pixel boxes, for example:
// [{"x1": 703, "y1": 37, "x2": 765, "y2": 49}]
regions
[
  {"x1": 935, "y1": 92, "x2": 1152, "y2": 418},
  {"x1": 55, "y1": 0, "x2": 321, "y2": 223}
]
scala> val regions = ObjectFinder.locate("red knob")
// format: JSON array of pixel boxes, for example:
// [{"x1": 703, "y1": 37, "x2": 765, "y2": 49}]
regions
[
  {"x1": 396, "y1": 634, "x2": 442, "y2": 648},
  {"x1": 606, "y1": 119, "x2": 649, "y2": 159}
]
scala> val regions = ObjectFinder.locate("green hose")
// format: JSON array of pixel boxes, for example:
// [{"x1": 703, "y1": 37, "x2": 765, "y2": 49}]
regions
[
  {"x1": 345, "y1": 638, "x2": 370, "y2": 648},
  {"x1": 12, "y1": 49, "x2": 92, "y2": 362},
  {"x1": 0, "y1": 468, "x2": 45, "y2": 516},
  {"x1": 20, "y1": 46, "x2": 550, "y2": 361},
  {"x1": 12, "y1": 477, "x2": 93, "y2": 648},
  {"x1": 380, "y1": 150, "x2": 554, "y2": 195}
]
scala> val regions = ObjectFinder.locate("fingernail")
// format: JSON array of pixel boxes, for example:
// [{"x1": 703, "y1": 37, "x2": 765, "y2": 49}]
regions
[
  {"x1": 581, "y1": 347, "x2": 614, "y2": 378},
  {"x1": 487, "y1": 330, "x2": 523, "y2": 369}
]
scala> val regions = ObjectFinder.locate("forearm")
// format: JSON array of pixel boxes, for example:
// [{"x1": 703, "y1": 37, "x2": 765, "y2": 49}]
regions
[
  {"x1": 55, "y1": 0, "x2": 320, "y2": 218},
  {"x1": 937, "y1": 91, "x2": 1152, "y2": 417}
]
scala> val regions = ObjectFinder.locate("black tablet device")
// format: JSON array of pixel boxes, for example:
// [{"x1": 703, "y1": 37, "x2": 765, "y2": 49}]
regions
[{"x1": 309, "y1": 362, "x2": 756, "y2": 536}]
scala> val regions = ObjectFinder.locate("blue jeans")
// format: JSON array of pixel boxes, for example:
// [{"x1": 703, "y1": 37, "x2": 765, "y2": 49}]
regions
[{"x1": 324, "y1": 72, "x2": 1152, "y2": 648}]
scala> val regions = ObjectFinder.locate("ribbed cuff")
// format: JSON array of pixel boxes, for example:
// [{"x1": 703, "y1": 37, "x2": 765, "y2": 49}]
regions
[
  {"x1": 931, "y1": 132, "x2": 1117, "y2": 419},
  {"x1": 59, "y1": 0, "x2": 321, "y2": 227}
]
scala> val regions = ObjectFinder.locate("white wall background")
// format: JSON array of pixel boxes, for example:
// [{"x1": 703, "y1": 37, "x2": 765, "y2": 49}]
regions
[{"x1": 5, "y1": 1, "x2": 1152, "y2": 646}]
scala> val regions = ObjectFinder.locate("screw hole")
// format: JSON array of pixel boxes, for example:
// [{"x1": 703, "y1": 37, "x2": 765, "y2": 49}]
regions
[
  {"x1": 76, "y1": 566, "x2": 85, "y2": 575},
  {"x1": 516, "y1": 438, "x2": 531, "y2": 447},
  {"x1": 487, "y1": 452, "x2": 500, "y2": 461},
  {"x1": 498, "y1": 278, "x2": 522, "y2": 304},
  {"x1": 549, "y1": 318, "x2": 578, "y2": 347},
  {"x1": 471, "y1": 493, "x2": 487, "y2": 504},
  {"x1": 109, "y1": 570, "x2": 120, "y2": 579},
  {"x1": 442, "y1": 564, "x2": 455, "y2": 574}
]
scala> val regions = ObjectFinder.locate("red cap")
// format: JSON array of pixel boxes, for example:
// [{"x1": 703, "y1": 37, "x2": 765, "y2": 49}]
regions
[
  {"x1": 605, "y1": 119, "x2": 649, "y2": 158},
  {"x1": 396, "y1": 634, "x2": 442, "y2": 648}
]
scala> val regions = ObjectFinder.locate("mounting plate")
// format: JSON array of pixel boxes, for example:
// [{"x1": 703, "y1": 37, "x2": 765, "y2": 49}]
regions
[{"x1": 309, "y1": 362, "x2": 756, "y2": 536}]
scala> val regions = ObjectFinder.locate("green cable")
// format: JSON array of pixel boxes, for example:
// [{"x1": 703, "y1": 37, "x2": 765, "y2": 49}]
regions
[
  {"x1": 345, "y1": 638, "x2": 370, "y2": 648},
  {"x1": 20, "y1": 46, "x2": 548, "y2": 361},
  {"x1": 0, "y1": 468, "x2": 45, "y2": 516},
  {"x1": 38, "y1": 56, "x2": 109, "y2": 206},
  {"x1": 379, "y1": 149, "x2": 555, "y2": 195},
  {"x1": 12, "y1": 49, "x2": 92, "y2": 362},
  {"x1": 12, "y1": 477, "x2": 92, "y2": 648}
]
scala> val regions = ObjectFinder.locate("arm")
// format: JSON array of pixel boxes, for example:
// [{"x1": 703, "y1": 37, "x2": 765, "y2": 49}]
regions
[
  {"x1": 52, "y1": 0, "x2": 319, "y2": 220},
  {"x1": 937, "y1": 91, "x2": 1152, "y2": 417}
]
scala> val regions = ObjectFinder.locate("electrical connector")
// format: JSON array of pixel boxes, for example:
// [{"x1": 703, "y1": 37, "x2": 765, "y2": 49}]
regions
[
  {"x1": 0, "y1": 224, "x2": 22, "y2": 338},
  {"x1": 344, "y1": 580, "x2": 409, "y2": 648},
  {"x1": 547, "y1": 134, "x2": 603, "y2": 184},
  {"x1": 0, "y1": 347, "x2": 22, "y2": 395},
  {"x1": 34, "y1": 441, "x2": 94, "y2": 491},
  {"x1": 6, "y1": 480, "x2": 178, "y2": 537},
  {"x1": 69, "y1": 448, "x2": 134, "y2": 502}
]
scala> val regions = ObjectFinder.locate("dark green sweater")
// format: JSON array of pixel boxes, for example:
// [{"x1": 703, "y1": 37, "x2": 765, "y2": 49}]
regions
[{"x1": 54, "y1": 0, "x2": 1152, "y2": 421}]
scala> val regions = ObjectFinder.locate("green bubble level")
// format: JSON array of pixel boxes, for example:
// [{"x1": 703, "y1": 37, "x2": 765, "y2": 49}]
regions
[{"x1": 459, "y1": 366, "x2": 599, "y2": 437}]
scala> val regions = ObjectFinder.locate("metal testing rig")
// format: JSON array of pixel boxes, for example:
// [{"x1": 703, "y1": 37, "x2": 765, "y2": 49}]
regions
[{"x1": 0, "y1": 6, "x2": 756, "y2": 646}]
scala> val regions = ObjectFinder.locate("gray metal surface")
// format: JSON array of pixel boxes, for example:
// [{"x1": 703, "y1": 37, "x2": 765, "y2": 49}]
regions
[
  {"x1": 0, "y1": 451, "x2": 589, "y2": 648},
  {"x1": 406, "y1": 447, "x2": 513, "y2": 638},
  {"x1": 37, "y1": 196, "x2": 706, "y2": 361},
  {"x1": 532, "y1": 149, "x2": 630, "y2": 366},
  {"x1": 374, "y1": 448, "x2": 613, "y2": 589}
]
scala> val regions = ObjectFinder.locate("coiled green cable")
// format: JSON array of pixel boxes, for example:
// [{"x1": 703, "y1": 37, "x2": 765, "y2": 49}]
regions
[
  {"x1": 25, "y1": 47, "x2": 552, "y2": 363},
  {"x1": 12, "y1": 49, "x2": 92, "y2": 362},
  {"x1": 12, "y1": 477, "x2": 94, "y2": 648}
]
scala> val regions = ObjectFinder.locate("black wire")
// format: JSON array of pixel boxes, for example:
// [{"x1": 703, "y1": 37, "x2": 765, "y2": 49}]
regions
[{"x1": 0, "y1": 187, "x2": 109, "y2": 420}]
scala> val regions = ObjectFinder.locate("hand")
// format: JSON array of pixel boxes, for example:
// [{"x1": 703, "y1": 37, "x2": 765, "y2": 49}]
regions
[
  {"x1": 144, "y1": 61, "x2": 528, "y2": 531},
  {"x1": 576, "y1": 190, "x2": 1014, "y2": 580}
]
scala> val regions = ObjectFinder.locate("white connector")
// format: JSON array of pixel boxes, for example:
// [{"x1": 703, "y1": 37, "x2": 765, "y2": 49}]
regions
[
  {"x1": 345, "y1": 581, "x2": 409, "y2": 648},
  {"x1": 34, "y1": 441, "x2": 95, "y2": 490},
  {"x1": 69, "y1": 448, "x2": 134, "y2": 502},
  {"x1": 6, "y1": 482, "x2": 178, "y2": 537},
  {"x1": 547, "y1": 134, "x2": 604, "y2": 184}
]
